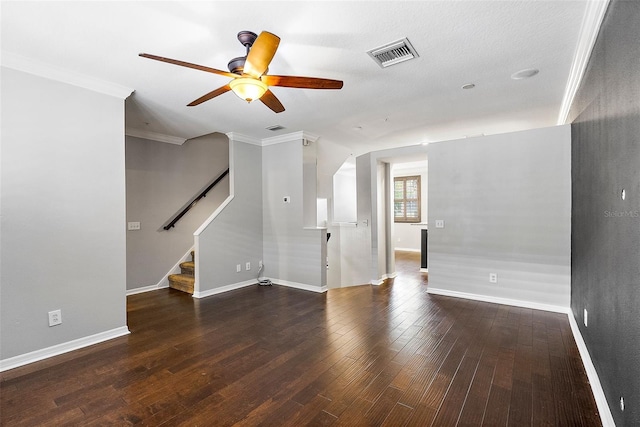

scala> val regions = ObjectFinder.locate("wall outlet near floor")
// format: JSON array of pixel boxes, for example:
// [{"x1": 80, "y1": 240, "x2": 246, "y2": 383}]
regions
[
  {"x1": 584, "y1": 308, "x2": 588, "y2": 327},
  {"x1": 489, "y1": 273, "x2": 497, "y2": 283},
  {"x1": 246, "y1": 262, "x2": 251, "y2": 271},
  {"x1": 435, "y1": 220, "x2": 445, "y2": 229},
  {"x1": 48, "y1": 309, "x2": 62, "y2": 326},
  {"x1": 127, "y1": 221, "x2": 141, "y2": 231},
  {"x1": 236, "y1": 264, "x2": 241, "y2": 273}
]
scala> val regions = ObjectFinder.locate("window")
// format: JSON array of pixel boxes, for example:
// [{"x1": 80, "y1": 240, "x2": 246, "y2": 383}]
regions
[{"x1": 394, "y1": 176, "x2": 421, "y2": 223}]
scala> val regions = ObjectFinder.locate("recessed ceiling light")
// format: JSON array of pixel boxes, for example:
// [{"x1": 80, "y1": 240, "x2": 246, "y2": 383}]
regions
[
  {"x1": 511, "y1": 68, "x2": 539, "y2": 80},
  {"x1": 461, "y1": 83, "x2": 475, "y2": 90}
]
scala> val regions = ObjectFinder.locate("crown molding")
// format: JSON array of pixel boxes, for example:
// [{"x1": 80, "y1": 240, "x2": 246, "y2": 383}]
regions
[
  {"x1": 125, "y1": 128, "x2": 186, "y2": 145},
  {"x1": 1, "y1": 51, "x2": 134, "y2": 100},
  {"x1": 225, "y1": 131, "x2": 320, "y2": 147},
  {"x1": 225, "y1": 132, "x2": 262, "y2": 146},
  {"x1": 261, "y1": 131, "x2": 319, "y2": 147},
  {"x1": 557, "y1": 0, "x2": 611, "y2": 125}
]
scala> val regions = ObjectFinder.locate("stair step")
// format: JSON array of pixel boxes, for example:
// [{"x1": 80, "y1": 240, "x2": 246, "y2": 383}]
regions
[
  {"x1": 180, "y1": 261, "x2": 194, "y2": 275},
  {"x1": 168, "y1": 273, "x2": 194, "y2": 294}
]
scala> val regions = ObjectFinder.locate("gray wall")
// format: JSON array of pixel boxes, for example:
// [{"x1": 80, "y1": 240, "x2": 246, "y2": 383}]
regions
[
  {"x1": 1, "y1": 68, "x2": 127, "y2": 360},
  {"x1": 262, "y1": 139, "x2": 326, "y2": 290},
  {"x1": 569, "y1": 0, "x2": 640, "y2": 424},
  {"x1": 195, "y1": 139, "x2": 263, "y2": 294},
  {"x1": 125, "y1": 133, "x2": 229, "y2": 291},
  {"x1": 427, "y1": 126, "x2": 572, "y2": 309}
]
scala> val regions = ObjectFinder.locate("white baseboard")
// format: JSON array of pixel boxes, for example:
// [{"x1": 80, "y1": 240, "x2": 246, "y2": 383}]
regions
[
  {"x1": 426, "y1": 287, "x2": 569, "y2": 314},
  {"x1": 193, "y1": 277, "x2": 328, "y2": 299},
  {"x1": 268, "y1": 278, "x2": 327, "y2": 293},
  {"x1": 371, "y1": 272, "x2": 397, "y2": 286},
  {"x1": 567, "y1": 312, "x2": 615, "y2": 426},
  {"x1": 126, "y1": 284, "x2": 163, "y2": 296},
  {"x1": 395, "y1": 247, "x2": 420, "y2": 253},
  {"x1": 0, "y1": 326, "x2": 130, "y2": 372},
  {"x1": 192, "y1": 279, "x2": 256, "y2": 299},
  {"x1": 420, "y1": 268, "x2": 428, "y2": 273}
]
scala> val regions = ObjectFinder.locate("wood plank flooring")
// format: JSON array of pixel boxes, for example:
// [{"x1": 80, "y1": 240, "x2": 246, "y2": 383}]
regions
[{"x1": 0, "y1": 251, "x2": 601, "y2": 426}]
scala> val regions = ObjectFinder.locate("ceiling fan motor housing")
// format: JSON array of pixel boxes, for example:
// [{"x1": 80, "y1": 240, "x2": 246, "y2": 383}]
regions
[
  {"x1": 227, "y1": 56, "x2": 246, "y2": 74},
  {"x1": 227, "y1": 31, "x2": 258, "y2": 73},
  {"x1": 237, "y1": 31, "x2": 258, "y2": 48}
]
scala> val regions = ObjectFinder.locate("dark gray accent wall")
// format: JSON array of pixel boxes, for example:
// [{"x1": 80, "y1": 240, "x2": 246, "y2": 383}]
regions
[{"x1": 570, "y1": 1, "x2": 640, "y2": 425}]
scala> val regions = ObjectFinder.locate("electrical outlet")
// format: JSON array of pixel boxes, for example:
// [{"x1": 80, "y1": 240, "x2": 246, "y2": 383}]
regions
[
  {"x1": 236, "y1": 264, "x2": 241, "y2": 273},
  {"x1": 127, "y1": 221, "x2": 141, "y2": 231},
  {"x1": 246, "y1": 262, "x2": 251, "y2": 271},
  {"x1": 48, "y1": 309, "x2": 62, "y2": 326},
  {"x1": 489, "y1": 273, "x2": 497, "y2": 283},
  {"x1": 584, "y1": 308, "x2": 588, "y2": 327},
  {"x1": 435, "y1": 220, "x2": 445, "y2": 228}
]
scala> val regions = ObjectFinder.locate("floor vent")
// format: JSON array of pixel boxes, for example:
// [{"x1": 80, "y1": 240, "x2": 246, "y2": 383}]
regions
[
  {"x1": 367, "y1": 37, "x2": 419, "y2": 68},
  {"x1": 266, "y1": 124, "x2": 286, "y2": 131}
]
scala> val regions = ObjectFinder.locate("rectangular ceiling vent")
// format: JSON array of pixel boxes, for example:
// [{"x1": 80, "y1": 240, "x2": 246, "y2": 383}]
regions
[
  {"x1": 367, "y1": 37, "x2": 419, "y2": 68},
  {"x1": 266, "y1": 125, "x2": 286, "y2": 131}
]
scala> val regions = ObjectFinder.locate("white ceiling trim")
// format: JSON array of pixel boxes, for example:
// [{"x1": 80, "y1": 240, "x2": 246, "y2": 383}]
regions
[
  {"x1": 1, "y1": 51, "x2": 134, "y2": 100},
  {"x1": 557, "y1": 0, "x2": 611, "y2": 124},
  {"x1": 261, "y1": 131, "x2": 319, "y2": 147},
  {"x1": 226, "y1": 132, "x2": 262, "y2": 146},
  {"x1": 125, "y1": 128, "x2": 187, "y2": 145}
]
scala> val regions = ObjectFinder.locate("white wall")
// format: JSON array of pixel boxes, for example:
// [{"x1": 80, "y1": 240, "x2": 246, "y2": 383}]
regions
[
  {"x1": 194, "y1": 137, "x2": 263, "y2": 297},
  {"x1": 262, "y1": 135, "x2": 326, "y2": 292},
  {"x1": 427, "y1": 125, "x2": 572, "y2": 310},
  {"x1": 332, "y1": 157, "x2": 357, "y2": 223},
  {"x1": 1, "y1": 67, "x2": 129, "y2": 363},
  {"x1": 125, "y1": 133, "x2": 229, "y2": 291}
]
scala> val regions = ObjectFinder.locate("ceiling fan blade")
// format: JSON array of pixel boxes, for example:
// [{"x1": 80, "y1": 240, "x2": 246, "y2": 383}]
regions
[
  {"x1": 139, "y1": 53, "x2": 238, "y2": 79},
  {"x1": 187, "y1": 84, "x2": 231, "y2": 106},
  {"x1": 244, "y1": 32, "x2": 280, "y2": 79},
  {"x1": 261, "y1": 75, "x2": 343, "y2": 90},
  {"x1": 260, "y1": 89, "x2": 285, "y2": 113}
]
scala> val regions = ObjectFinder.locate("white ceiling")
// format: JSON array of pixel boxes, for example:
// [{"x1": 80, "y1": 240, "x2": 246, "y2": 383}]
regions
[{"x1": 1, "y1": 1, "x2": 592, "y2": 154}]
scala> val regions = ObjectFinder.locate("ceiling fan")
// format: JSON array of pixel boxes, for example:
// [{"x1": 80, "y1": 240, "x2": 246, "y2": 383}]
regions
[{"x1": 139, "y1": 31, "x2": 343, "y2": 113}]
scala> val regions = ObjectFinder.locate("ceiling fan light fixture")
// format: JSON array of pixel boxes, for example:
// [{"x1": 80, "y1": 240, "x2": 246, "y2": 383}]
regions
[{"x1": 229, "y1": 77, "x2": 268, "y2": 102}]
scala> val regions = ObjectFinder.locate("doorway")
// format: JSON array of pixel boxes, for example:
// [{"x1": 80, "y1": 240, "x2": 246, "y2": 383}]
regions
[{"x1": 390, "y1": 158, "x2": 428, "y2": 280}]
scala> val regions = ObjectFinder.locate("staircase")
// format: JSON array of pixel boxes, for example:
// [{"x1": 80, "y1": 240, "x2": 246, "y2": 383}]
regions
[{"x1": 168, "y1": 250, "x2": 195, "y2": 294}]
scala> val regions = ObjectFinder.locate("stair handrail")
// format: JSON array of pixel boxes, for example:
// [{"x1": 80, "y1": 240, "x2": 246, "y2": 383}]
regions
[{"x1": 163, "y1": 168, "x2": 230, "y2": 230}]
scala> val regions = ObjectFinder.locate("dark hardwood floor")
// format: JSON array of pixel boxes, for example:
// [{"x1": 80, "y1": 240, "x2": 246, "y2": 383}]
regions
[{"x1": 1, "y1": 251, "x2": 601, "y2": 426}]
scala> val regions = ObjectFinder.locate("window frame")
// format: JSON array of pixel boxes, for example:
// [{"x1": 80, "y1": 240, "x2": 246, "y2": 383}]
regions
[{"x1": 394, "y1": 175, "x2": 421, "y2": 223}]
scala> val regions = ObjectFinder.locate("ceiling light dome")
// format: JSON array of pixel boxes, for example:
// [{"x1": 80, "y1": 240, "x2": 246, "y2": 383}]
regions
[
  {"x1": 229, "y1": 77, "x2": 268, "y2": 102},
  {"x1": 511, "y1": 68, "x2": 539, "y2": 80}
]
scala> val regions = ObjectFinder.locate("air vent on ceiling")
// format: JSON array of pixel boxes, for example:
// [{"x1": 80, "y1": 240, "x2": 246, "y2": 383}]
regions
[
  {"x1": 367, "y1": 37, "x2": 419, "y2": 68},
  {"x1": 266, "y1": 125, "x2": 286, "y2": 131}
]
